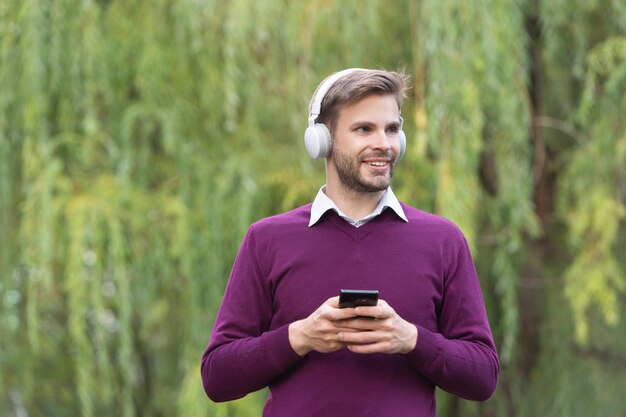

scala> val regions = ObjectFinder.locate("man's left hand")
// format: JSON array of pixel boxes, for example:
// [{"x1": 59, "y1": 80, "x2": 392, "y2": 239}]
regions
[{"x1": 334, "y1": 299, "x2": 418, "y2": 354}]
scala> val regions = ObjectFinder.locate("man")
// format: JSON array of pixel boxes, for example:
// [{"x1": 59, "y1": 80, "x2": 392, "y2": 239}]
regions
[{"x1": 201, "y1": 68, "x2": 499, "y2": 416}]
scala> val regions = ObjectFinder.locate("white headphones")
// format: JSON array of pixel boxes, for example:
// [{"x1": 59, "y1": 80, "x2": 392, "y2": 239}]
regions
[{"x1": 304, "y1": 68, "x2": 406, "y2": 160}]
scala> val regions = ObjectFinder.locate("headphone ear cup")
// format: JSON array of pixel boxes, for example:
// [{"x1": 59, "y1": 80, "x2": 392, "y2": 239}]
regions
[
  {"x1": 398, "y1": 130, "x2": 406, "y2": 160},
  {"x1": 304, "y1": 123, "x2": 332, "y2": 159}
]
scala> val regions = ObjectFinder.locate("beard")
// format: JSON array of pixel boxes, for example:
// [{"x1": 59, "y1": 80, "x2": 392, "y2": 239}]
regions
[{"x1": 331, "y1": 148, "x2": 396, "y2": 194}]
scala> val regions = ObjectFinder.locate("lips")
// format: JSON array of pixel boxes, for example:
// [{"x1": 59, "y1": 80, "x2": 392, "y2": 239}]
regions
[
  {"x1": 367, "y1": 161, "x2": 388, "y2": 167},
  {"x1": 361, "y1": 154, "x2": 392, "y2": 168},
  {"x1": 361, "y1": 151, "x2": 394, "y2": 164}
]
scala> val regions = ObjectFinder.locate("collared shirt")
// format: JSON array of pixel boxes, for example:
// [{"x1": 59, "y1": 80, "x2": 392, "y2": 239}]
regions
[{"x1": 309, "y1": 186, "x2": 408, "y2": 227}]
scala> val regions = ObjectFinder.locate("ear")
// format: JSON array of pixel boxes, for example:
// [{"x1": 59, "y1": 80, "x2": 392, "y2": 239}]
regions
[{"x1": 304, "y1": 123, "x2": 332, "y2": 159}]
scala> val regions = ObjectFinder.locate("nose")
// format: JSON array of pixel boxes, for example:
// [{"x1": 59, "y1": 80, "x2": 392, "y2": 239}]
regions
[{"x1": 371, "y1": 128, "x2": 392, "y2": 151}]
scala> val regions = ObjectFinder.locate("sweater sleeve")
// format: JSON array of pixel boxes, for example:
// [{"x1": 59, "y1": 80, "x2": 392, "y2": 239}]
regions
[
  {"x1": 404, "y1": 231, "x2": 500, "y2": 401},
  {"x1": 200, "y1": 226, "x2": 303, "y2": 402}
]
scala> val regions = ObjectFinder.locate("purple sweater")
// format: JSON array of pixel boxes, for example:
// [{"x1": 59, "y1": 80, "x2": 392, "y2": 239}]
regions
[{"x1": 202, "y1": 204, "x2": 499, "y2": 416}]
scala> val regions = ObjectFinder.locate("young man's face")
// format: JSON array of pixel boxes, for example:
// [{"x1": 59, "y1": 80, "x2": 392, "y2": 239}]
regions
[{"x1": 329, "y1": 94, "x2": 402, "y2": 194}]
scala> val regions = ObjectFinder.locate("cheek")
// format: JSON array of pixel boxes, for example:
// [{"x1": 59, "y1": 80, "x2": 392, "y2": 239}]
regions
[
  {"x1": 390, "y1": 136, "x2": 402, "y2": 153},
  {"x1": 335, "y1": 142, "x2": 365, "y2": 159}
]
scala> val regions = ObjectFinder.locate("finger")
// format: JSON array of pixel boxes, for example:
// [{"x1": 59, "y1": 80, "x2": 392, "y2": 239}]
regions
[
  {"x1": 353, "y1": 306, "x2": 386, "y2": 319},
  {"x1": 331, "y1": 326, "x2": 361, "y2": 333},
  {"x1": 334, "y1": 317, "x2": 379, "y2": 331},
  {"x1": 354, "y1": 299, "x2": 393, "y2": 319},
  {"x1": 324, "y1": 296, "x2": 340, "y2": 307},
  {"x1": 346, "y1": 341, "x2": 392, "y2": 354},
  {"x1": 325, "y1": 306, "x2": 358, "y2": 321},
  {"x1": 338, "y1": 330, "x2": 386, "y2": 345}
]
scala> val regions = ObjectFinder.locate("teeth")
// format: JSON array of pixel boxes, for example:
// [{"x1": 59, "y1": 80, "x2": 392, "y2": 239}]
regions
[{"x1": 369, "y1": 162, "x2": 386, "y2": 167}]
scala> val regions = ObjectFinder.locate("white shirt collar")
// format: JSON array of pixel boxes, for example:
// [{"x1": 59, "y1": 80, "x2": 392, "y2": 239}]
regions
[{"x1": 309, "y1": 186, "x2": 408, "y2": 227}]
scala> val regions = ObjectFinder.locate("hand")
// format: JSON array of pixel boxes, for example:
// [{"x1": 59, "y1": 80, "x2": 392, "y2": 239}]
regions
[
  {"x1": 335, "y1": 299, "x2": 418, "y2": 354},
  {"x1": 288, "y1": 296, "x2": 359, "y2": 356}
]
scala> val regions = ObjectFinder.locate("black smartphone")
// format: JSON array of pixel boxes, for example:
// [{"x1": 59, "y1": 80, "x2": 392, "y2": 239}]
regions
[{"x1": 338, "y1": 289, "x2": 379, "y2": 308}]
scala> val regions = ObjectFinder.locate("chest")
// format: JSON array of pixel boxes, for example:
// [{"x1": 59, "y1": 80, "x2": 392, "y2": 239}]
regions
[{"x1": 264, "y1": 226, "x2": 445, "y2": 331}]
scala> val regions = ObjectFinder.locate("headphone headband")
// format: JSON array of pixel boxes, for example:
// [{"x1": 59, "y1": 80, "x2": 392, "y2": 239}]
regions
[{"x1": 308, "y1": 68, "x2": 365, "y2": 126}]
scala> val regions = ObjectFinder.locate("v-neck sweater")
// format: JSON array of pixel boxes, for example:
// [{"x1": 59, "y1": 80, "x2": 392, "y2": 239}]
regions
[{"x1": 201, "y1": 203, "x2": 499, "y2": 417}]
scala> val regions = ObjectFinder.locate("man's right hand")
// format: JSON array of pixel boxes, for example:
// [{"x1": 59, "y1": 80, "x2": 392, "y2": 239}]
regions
[{"x1": 288, "y1": 296, "x2": 358, "y2": 356}]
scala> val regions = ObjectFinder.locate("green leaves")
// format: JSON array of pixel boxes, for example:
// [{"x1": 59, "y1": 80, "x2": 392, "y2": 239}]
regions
[{"x1": 558, "y1": 35, "x2": 626, "y2": 344}]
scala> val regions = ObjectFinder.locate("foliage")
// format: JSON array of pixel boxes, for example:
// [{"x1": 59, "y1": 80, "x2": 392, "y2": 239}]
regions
[{"x1": 1, "y1": 0, "x2": 624, "y2": 416}]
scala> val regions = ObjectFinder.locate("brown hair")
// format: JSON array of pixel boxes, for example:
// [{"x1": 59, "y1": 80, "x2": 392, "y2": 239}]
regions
[{"x1": 310, "y1": 69, "x2": 409, "y2": 135}]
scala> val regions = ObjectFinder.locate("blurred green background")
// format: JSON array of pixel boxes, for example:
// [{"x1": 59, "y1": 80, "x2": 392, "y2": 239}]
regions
[{"x1": 1, "y1": 0, "x2": 625, "y2": 416}]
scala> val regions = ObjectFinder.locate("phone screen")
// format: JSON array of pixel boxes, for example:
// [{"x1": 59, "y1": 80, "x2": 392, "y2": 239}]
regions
[{"x1": 338, "y1": 289, "x2": 379, "y2": 308}]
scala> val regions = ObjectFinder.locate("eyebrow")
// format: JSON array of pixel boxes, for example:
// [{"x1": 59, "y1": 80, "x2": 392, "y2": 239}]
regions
[{"x1": 348, "y1": 120, "x2": 401, "y2": 129}]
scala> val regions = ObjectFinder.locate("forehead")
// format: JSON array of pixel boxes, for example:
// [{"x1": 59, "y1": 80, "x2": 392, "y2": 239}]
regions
[{"x1": 337, "y1": 94, "x2": 400, "y2": 124}]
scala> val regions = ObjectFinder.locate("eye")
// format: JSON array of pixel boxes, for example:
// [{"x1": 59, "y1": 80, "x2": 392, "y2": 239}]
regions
[
  {"x1": 386, "y1": 125, "x2": 400, "y2": 134},
  {"x1": 355, "y1": 125, "x2": 371, "y2": 133}
]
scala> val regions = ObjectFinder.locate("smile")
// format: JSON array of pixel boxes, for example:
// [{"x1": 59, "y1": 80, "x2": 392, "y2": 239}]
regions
[{"x1": 362, "y1": 159, "x2": 391, "y2": 169}]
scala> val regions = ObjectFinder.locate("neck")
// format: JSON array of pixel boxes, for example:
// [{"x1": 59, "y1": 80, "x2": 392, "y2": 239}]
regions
[{"x1": 324, "y1": 181, "x2": 386, "y2": 221}]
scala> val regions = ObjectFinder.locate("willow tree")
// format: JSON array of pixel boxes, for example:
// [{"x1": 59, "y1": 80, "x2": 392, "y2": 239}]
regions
[
  {"x1": 1, "y1": 1, "x2": 625, "y2": 416},
  {"x1": 413, "y1": 1, "x2": 626, "y2": 416}
]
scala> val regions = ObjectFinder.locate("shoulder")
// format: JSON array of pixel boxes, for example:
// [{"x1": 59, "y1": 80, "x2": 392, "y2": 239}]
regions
[
  {"x1": 241, "y1": 204, "x2": 312, "y2": 261},
  {"x1": 249, "y1": 203, "x2": 312, "y2": 236},
  {"x1": 399, "y1": 203, "x2": 466, "y2": 241}
]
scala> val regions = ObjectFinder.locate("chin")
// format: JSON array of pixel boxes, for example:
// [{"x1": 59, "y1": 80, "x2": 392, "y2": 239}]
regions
[
  {"x1": 359, "y1": 178, "x2": 390, "y2": 193},
  {"x1": 365, "y1": 173, "x2": 392, "y2": 188}
]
